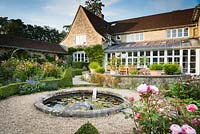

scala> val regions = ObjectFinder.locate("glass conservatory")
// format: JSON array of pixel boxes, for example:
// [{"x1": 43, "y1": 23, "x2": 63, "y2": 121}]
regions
[{"x1": 104, "y1": 38, "x2": 200, "y2": 75}]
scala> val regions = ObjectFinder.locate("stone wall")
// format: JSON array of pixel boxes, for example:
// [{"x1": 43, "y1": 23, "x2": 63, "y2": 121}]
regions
[{"x1": 83, "y1": 72, "x2": 190, "y2": 90}]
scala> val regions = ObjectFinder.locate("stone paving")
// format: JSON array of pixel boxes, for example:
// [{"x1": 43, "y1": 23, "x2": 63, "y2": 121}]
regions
[
  {"x1": 73, "y1": 75, "x2": 96, "y2": 86},
  {"x1": 0, "y1": 87, "x2": 139, "y2": 134}
]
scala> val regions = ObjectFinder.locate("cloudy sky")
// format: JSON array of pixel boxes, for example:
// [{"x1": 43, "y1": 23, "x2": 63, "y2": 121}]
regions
[{"x1": 0, "y1": 0, "x2": 199, "y2": 31}]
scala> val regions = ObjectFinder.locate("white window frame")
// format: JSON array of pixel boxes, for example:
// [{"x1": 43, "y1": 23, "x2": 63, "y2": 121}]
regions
[
  {"x1": 126, "y1": 33, "x2": 144, "y2": 42},
  {"x1": 166, "y1": 27, "x2": 189, "y2": 39},
  {"x1": 75, "y1": 35, "x2": 86, "y2": 45}
]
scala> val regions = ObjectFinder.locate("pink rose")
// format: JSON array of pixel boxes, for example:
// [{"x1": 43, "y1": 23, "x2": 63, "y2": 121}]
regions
[
  {"x1": 150, "y1": 85, "x2": 159, "y2": 94},
  {"x1": 181, "y1": 124, "x2": 196, "y2": 134},
  {"x1": 137, "y1": 84, "x2": 147, "y2": 94},
  {"x1": 170, "y1": 124, "x2": 182, "y2": 134},
  {"x1": 134, "y1": 113, "x2": 141, "y2": 120},
  {"x1": 129, "y1": 96, "x2": 134, "y2": 101},
  {"x1": 186, "y1": 104, "x2": 198, "y2": 112}
]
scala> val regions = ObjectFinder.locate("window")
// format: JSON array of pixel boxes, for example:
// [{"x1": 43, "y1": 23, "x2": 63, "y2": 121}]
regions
[
  {"x1": 178, "y1": 28, "x2": 182, "y2": 37},
  {"x1": 153, "y1": 51, "x2": 158, "y2": 56},
  {"x1": 184, "y1": 28, "x2": 189, "y2": 37},
  {"x1": 172, "y1": 29, "x2": 176, "y2": 37},
  {"x1": 159, "y1": 51, "x2": 164, "y2": 56},
  {"x1": 166, "y1": 28, "x2": 189, "y2": 38},
  {"x1": 126, "y1": 33, "x2": 144, "y2": 42},
  {"x1": 73, "y1": 51, "x2": 89, "y2": 62},
  {"x1": 75, "y1": 35, "x2": 86, "y2": 45},
  {"x1": 166, "y1": 30, "x2": 171, "y2": 38}
]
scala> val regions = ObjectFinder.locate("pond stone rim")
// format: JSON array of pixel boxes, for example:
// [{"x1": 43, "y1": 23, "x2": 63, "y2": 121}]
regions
[{"x1": 34, "y1": 89, "x2": 129, "y2": 118}]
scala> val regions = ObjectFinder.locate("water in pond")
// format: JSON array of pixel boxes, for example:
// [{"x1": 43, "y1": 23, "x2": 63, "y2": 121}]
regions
[{"x1": 44, "y1": 93, "x2": 122, "y2": 111}]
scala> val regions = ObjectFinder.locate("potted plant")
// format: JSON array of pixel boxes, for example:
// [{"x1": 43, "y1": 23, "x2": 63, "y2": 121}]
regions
[
  {"x1": 149, "y1": 64, "x2": 163, "y2": 75},
  {"x1": 108, "y1": 57, "x2": 119, "y2": 75},
  {"x1": 163, "y1": 63, "x2": 182, "y2": 75},
  {"x1": 88, "y1": 62, "x2": 100, "y2": 74}
]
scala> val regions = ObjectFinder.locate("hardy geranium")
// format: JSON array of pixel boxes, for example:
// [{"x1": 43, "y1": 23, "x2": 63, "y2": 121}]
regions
[{"x1": 186, "y1": 104, "x2": 198, "y2": 112}]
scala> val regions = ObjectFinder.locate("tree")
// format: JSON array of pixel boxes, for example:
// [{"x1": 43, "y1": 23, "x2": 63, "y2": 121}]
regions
[
  {"x1": 0, "y1": 17, "x2": 65, "y2": 44},
  {"x1": 85, "y1": 0, "x2": 104, "y2": 15}
]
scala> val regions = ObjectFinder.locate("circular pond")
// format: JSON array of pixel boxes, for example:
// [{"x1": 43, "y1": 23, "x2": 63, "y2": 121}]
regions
[{"x1": 34, "y1": 89, "x2": 127, "y2": 118}]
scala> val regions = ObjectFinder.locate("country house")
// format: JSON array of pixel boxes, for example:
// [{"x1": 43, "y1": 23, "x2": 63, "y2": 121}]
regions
[{"x1": 61, "y1": 5, "x2": 200, "y2": 75}]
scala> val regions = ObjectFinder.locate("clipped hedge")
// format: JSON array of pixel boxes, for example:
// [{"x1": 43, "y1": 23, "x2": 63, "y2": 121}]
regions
[
  {"x1": 59, "y1": 69, "x2": 73, "y2": 88},
  {"x1": 72, "y1": 68, "x2": 84, "y2": 77},
  {"x1": 0, "y1": 69, "x2": 73, "y2": 100},
  {"x1": 72, "y1": 62, "x2": 88, "y2": 69},
  {"x1": 75, "y1": 122, "x2": 99, "y2": 134},
  {"x1": 0, "y1": 82, "x2": 25, "y2": 99}
]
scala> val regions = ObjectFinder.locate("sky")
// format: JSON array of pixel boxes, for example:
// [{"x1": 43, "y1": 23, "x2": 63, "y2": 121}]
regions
[{"x1": 0, "y1": 0, "x2": 199, "y2": 31}]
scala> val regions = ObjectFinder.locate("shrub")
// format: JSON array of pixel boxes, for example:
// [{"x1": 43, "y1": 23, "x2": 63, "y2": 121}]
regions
[
  {"x1": 149, "y1": 64, "x2": 163, "y2": 70},
  {"x1": 72, "y1": 68, "x2": 84, "y2": 77},
  {"x1": 59, "y1": 69, "x2": 73, "y2": 88},
  {"x1": 41, "y1": 62, "x2": 62, "y2": 78},
  {"x1": 13, "y1": 60, "x2": 40, "y2": 82},
  {"x1": 125, "y1": 84, "x2": 199, "y2": 133},
  {"x1": 88, "y1": 62, "x2": 100, "y2": 69},
  {"x1": 170, "y1": 81, "x2": 200, "y2": 100},
  {"x1": 163, "y1": 63, "x2": 181, "y2": 75},
  {"x1": 129, "y1": 70, "x2": 139, "y2": 75},
  {"x1": 1, "y1": 58, "x2": 19, "y2": 83},
  {"x1": 95, "y1": 67, "x2": 105, "y2": 74},
  {"x1": 75, "y1": 122, "x2": 99, "y2": 134},
  {"x1": 72, "y1": 62, "x2": 88, "y2": 69},
  {"x1": 0, "y1": 82, "x2": 24, "y2": 99}
]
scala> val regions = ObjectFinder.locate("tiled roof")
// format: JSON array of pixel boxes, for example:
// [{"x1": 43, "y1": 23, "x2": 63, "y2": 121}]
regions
[
  {"x1": 82, "y1": 6, "x2": 111, "y2": 37},
  {"x1": 110, "y1": 8, "x2": 195, "y2": 34},
  {"x1": 105, "y1": 39, "x2": 200, "y2": 52},
  {"x1": 0, "y1": 35, "x2": 67, "y2": 54},
  {"x1": 82, "y1": 6, "x2": 196, "y2": 35}
]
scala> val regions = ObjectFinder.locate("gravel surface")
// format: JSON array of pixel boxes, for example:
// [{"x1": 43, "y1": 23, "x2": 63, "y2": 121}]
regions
[{"x1": 0, "y1": 87, "x2": 139, "y2": 134}]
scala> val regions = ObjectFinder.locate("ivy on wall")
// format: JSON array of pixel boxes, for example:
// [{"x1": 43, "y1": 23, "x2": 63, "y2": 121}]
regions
[{"x1": 84, "y1": 45, "x2": 104, "y2": 66}]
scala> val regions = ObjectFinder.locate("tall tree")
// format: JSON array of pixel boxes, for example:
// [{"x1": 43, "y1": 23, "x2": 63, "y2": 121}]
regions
[
  {"x1": 85, "y1": 0, "x2": 105, "y2": 15},
  {"x1": 0, "y1": 17, "x2": 65, "y2": 44}
]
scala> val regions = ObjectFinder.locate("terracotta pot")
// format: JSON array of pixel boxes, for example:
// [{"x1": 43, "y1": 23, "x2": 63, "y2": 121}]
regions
[
  {"x1": 150, "y1": 70, "x2": 162, "y2": 76},
  {"x1": 90, "y1": 69, "x2": 96, "y2": 74}
]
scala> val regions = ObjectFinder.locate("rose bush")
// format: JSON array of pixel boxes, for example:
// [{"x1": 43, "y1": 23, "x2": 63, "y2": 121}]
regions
[{"x1": 125, "y1": 84, "x2": 200, "y2": 134}]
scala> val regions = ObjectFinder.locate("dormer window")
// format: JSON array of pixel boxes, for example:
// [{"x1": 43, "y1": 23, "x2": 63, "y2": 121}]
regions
[
  {"x1": 75, "y1": 35, "x2": 86, "y2": 45},
  {"x1": 166, "y1": 28, "x2": 189, "y2": 38},
  {"x1": 126, "y1": 33, "x2": 144, "y2": 42}
]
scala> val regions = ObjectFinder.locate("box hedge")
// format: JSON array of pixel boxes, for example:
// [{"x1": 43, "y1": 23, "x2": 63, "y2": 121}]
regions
[
  {"x1": 0, "y1": 69, "x2": 73, "y2": 100},
  {"x1": 75, "y1": 122, "x2": 99, "y2": 134}
]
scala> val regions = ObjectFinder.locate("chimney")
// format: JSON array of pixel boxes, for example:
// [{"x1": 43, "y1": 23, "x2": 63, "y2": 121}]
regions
[{"x1": 97, "y1": 13, "x2": 104, "y2": 19}]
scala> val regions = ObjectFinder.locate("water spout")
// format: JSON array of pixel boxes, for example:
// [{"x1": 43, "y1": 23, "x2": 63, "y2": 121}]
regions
[{"x1": 92, "y1": 88, "x2": 97, "y2": 101}]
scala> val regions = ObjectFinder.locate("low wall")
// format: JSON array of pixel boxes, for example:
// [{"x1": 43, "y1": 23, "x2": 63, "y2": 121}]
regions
[{"x1": 82, "y1": 72, "x2": 190, "y2": 90}]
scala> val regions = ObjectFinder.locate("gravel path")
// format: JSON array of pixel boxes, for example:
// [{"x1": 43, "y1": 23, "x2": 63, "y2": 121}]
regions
[{"x1": 0, "y1": 87, "x2": 139, "y2": 134}]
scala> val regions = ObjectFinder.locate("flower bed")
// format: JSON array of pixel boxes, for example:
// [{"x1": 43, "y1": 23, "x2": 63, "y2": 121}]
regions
[
  {"x1": 0, "y1": 70, "x2": 73, "y2": 100},
  {"x1": 125, "y1": 84, "x2": 199, "y2": 134}
]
